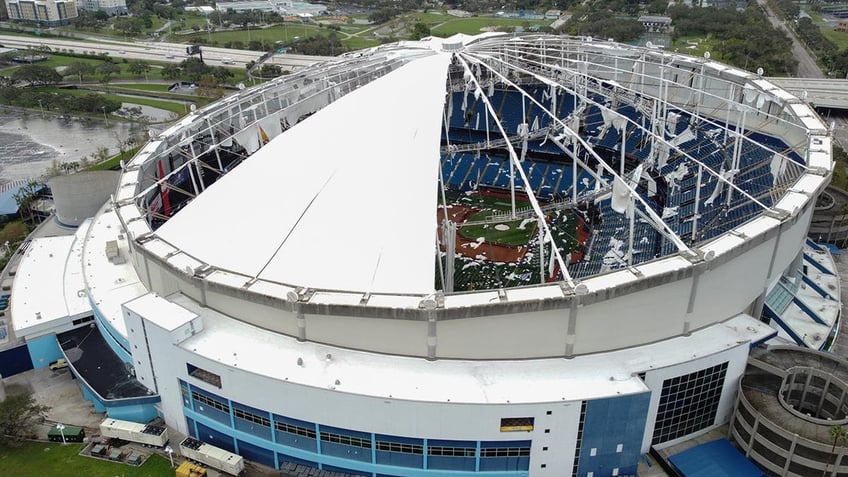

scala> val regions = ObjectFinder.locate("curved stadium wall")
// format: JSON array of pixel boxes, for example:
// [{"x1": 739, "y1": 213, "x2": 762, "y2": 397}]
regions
[{"x1": 93, "y1": 34, "x2": 833, "y2": 477}]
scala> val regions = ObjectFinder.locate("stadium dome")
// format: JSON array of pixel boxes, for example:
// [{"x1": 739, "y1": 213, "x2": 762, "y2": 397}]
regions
[{"x1": 81, "y1": 33, "x2": 832, "y2": 476}]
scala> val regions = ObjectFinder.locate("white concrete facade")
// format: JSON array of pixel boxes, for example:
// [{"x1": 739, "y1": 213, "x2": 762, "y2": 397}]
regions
[{"x1": 52, "y1": 34, "x2": 833, "y2": 477}]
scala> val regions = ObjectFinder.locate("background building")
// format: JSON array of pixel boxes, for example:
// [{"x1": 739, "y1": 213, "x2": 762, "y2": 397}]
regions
[
  {"x1": 75, "y1": 0, "x2": 126, "y2": 17},
  {"x1": 4, "y1": 0, "x2": 77, "y2": 25}
]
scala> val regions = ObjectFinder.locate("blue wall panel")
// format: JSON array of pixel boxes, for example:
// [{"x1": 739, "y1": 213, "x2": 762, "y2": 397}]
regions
[
  {"x1": 80, "y1": 385, "x2": 107, "y2": 412},
  {"x1": 27, "y1": 334, "x2": 62, "y2": 369},
  {"x1": 0, "y1": 343, "x2": 34, "y2": 377},
  {"x1": 323, "y1": 464, "x2": 370, "y2": 476},
  {"x1": 197, "y1": 421, "x2": 236, "y2": 453},
  {"x1": 186, "y1": 417, "x2": 197, "y2": 438},
  {"x1": 90, "y1": 303, "x2": 131, "y2": 360},
  {"x1": 278, "y1": 453, "x2": 320, "y2": 468},
  {"x1": 321, "y1": 442, "x2": 372, "y2": 463},
  {"x1": 237, "y1": 439, "x2": 275, "y2": 468},
  {"x1": 577, "y1": 392, "x2": 650, "y2": 477},
  {"x1": 376, "y1": 450, "x2": 424, "y2": 468},
  {"x1": 427, "y1": 456, "x2": 476, "y2": 471},
  {"x1": 187, "y1": 408, "x2": 530, "y2": 477},
  {"x1": 275, "y1": 430, "x2": 317, "y2": 452},
  {"x1": 191, "y1": 387, "x2": 232, "y2": 426},
  {"x1": 107, "y1": 404, "x2": 159, "y2": 423}
]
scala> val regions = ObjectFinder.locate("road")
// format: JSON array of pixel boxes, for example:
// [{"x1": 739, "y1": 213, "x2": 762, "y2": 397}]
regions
[
  {"x1": 0, "y1": 34, "x2": 326, "y2": 71},
  {"x1": 754, "y1": 0, "x2": 824, "y2": 78}
]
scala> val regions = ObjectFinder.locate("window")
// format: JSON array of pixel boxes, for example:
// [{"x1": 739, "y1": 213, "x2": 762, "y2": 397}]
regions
[
  {"x1": 72, "y1": 316, "x2": 94, "y2": 326},
  {"x1": 187, "y1": 363, "x2": 221, "y2": 388},
  {"x1": 480, "y1": 447, "x2": 530, "y2": 457},
  {"x1": 191, "y1": 390, "x2": 229, "y2": 414},
  {"x1": 320, "y1": 431, "x2": 372, "y2": 449},
  {"x1": 427, "y1": 446, "x2": 475, "y2": 457},
  {"x1": 500, "y1": 417, "x2": 534, "y2": 432},
  {"x1": 233, "y1": 408, "x2": 270, "y2": 427},
  {"x1": 652, "y1": 362, "x2": 728, "y2": 444},
  {"x1": 572, "y1": 401, "x2": 587, "y2": 477},
  {"x1": 375, "y1": 441, "x2": 423, "y2": 454},
  {"x1": 275, "y1": 421, "x2": 316, "y2": 439}
]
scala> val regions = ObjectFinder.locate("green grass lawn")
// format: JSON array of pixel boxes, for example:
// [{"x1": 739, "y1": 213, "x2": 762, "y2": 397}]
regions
[
  {"x1": 0, "y1": 442, "x2": 172, "y2": 477},
  {"x1": 185, "y1": 23, "x2": 324, "y2": 46},
  {"x1": 109, "y1": 83, "x2": 173, "y2": 92},
  {"x1": 805, "y1": 9, "x2": 848, "y2": 50},
  {"x1": 430, "y1": 16, "x2": 552, "y2": 36},
  {"x1": 459, "y1": 211, "x2": 538, "y2": 246},
  {"x1": 342, "y1": 36, "x2": 381, "y2": 51},
  {"x1": 44, "y1": 87, "x2": 188, "y2": 116}
]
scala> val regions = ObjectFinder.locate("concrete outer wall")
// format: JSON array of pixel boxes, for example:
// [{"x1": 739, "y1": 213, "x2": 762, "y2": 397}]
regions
[
  {"x1": 129, "y1": 203, "x2": 814, "y2": 360},
  {"x1": 49, "y1": 171, "x2": 120, "y2": 227},
  {"x1": 134, "y1": 313, "x2": 583, "y2": 477},
  {"x1": 731, "y1": 386, "x2": 848, "y2": 477},
  {"x1": 125, "y1": 303, "x2": 754, "y2": 477},
  {"x1": 124, "y1": 302, "x2": 753, "y2": 477}
]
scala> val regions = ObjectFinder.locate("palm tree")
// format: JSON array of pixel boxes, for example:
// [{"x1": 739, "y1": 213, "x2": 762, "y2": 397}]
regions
[{"x1": 826, "y1": 425, "x2": 846, "y2": 477}]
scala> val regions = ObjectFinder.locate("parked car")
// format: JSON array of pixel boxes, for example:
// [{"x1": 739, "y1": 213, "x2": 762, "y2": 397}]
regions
[{"x1": 49, "y1": 358, "x2": 68, "y2": 371}]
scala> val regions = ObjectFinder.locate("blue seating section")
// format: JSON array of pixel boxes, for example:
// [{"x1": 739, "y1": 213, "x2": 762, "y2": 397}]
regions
[
  {"x1": 440, "y1": 152, "x2": 599, "y2": 201},
  {"x1": 443, "y1": 84, "x2": 802, "y2": 273},
  {"x1": 570, "y1": 198, "x2": 661, "y2": 278}
]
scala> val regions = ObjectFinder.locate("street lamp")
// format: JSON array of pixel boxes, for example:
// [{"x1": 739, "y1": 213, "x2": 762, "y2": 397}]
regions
[
  {"x1": 55, "y1": 423, "x2": 66, "y2": 444},
  {"x1": 37, "y1": 99, "x2": 44, "y2": 117},
  {"x1": 101, "y1": 106, "x2": 108, "y2": 125},
  {"x1": 164, "y1": 445, "x2": 174, "y2": 467}
]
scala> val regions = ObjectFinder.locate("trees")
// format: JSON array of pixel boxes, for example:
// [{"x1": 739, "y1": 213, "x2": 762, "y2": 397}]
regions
[
  {"x1": 212, "y1": 66, "x2": 234, "y2": 84},
  {"x1": 64, "y1": 61, "x2": 95, "y2": 84},
  {"x1": 0, "y1": 394, "x2": 49, "y2": 446},
  {"x1": 114, "y1": 16, "x2": 144, "y2": 37},
  {"x1": 11, "y1": 65, "x2": 61, "y2": 87},
  {"x1": 410, "y1": 22, "x2": 431, "y2": 40},
  {"x1": 12, "y1": 180, "x2": 46, "y2": 226},
  {"x1": 827, "y1": 425, "x2": 847, "y2": 477},
  {"x1": 96, "y1": 62, "x2": 121, "y2": 83},
  {"x1": 258, "y1": 63, "x2": 281, "y2": 78},
  {"x1": 128, "y1": 60, "x2": 152, "y2": 79},
  {"x1": 160, "y1": 63, "x2": 181, "y2": 80},
  {"x1": 180, "y1": 57, "x2": 212, "y2": 81}
]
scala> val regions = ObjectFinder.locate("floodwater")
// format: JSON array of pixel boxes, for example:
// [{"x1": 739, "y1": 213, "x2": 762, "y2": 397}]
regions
[{"x1": 0, "y1": 110, "x2": 132, "y2": 184}]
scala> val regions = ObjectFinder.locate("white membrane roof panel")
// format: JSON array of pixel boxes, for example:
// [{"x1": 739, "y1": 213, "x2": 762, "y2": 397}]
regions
[{"x1": 156, "y1": 53, "x2": 450, "y2": 295}]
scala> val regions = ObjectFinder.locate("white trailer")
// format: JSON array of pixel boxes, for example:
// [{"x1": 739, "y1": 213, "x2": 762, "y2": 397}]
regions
[
  {"x1": 99, "y1": 418, "x2": 169, "y2": 447},
  {"x1": 179, "y1": 437, "x2": 244, "y2": 476}
]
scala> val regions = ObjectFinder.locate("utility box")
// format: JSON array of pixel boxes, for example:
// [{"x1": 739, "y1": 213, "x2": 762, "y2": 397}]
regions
[{"x1": 175, "y1": 461, "x2": 207, "y2": 477}]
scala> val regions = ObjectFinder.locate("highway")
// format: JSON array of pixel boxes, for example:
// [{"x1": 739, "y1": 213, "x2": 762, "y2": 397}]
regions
[
  {"x1": 754, "y1": 0, "x2": 824, "y2": 78},
  {"x1": 767, "y1": 77, "x2": 848, "y2": 110},
  {"x1": 0, "y1": 34, "x2": 327, "y2": 70}
]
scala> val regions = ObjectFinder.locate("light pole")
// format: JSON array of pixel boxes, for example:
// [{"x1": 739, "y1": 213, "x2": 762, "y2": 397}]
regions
[
  {"x1": 37, "y1": 99, "x2": 44, "y2": 117},
  {"x1": 101, "y1": 106, "x2": 108, "y2": 125},
  {"x1": 55, "y1": 423, "x2": 66, "y2": 444},
  {"x1": 165, "y1": 445, "x2": 174, "y2": 467}
]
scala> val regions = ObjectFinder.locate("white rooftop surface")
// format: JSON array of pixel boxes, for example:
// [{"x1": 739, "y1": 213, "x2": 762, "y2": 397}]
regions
[
  {"x1": 12, "y1": 227, "x2": 91, "y2": 335},
  {"x1": 155, "y1": 53, "x2": 452, "y2": 296},
  {"x1": 83, "y1": 207, "x2": 147, "y2": 338},
  {"x1": 125, "y1": 293, "x2": 197, "y2": 332},
  {"x1": 170, "y1": 291, "x2": 773, "y2": 404}
]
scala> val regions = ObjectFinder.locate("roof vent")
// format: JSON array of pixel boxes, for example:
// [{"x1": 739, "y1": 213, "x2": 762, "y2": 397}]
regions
[{"x1": 442, "y1": 40, "x2": 465, "y2": 52}]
